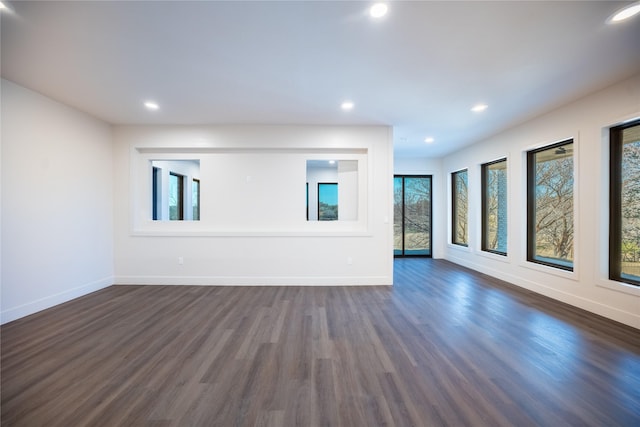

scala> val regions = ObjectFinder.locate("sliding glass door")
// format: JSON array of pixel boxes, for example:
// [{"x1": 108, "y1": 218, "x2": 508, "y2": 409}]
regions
[{"x1": 394, "y1": 175, "x2": 432, "y2": 257}]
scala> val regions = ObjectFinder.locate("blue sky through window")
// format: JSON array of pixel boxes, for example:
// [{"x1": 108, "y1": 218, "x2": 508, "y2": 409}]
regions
[{"x1": 319, "y1": 183, "x2": 338, "y2": 205}]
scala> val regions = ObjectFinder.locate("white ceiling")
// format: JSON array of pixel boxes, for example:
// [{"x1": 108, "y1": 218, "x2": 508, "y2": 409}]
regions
[{"x1": 2, "y1": 1, "x2": 639, "y2": 158}]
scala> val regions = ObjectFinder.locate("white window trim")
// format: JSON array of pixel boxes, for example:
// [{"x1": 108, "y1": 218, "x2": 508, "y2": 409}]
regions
[
  {"x1": 130, "y1": 146, "x2": 373, "y2": 237},
  {"x1": 519, "y1": 135, "x2": 580, "y2": 281},
  {"x1": 596, "y1": 114, "x2": 640, "y2": 296}
]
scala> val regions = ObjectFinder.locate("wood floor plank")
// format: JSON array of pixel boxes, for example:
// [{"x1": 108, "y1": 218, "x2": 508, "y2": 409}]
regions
[{"x1": 2, "y1": 259, "x2": 640, "y2": 426}]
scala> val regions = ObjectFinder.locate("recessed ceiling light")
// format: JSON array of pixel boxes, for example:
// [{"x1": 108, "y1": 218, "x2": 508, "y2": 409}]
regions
[
  {"x1": 341, "y1": 101, "x2": 354, "y2": 111},
  {"x1": 370, "y1": 3, "x2": 388, "y2": 18},
  {"x1": 608, "y1": 2, "x2": 640, "y2": 23},
  {"x1": 471, "y1": 103, "x2": 488, "y2": 113},
  {"x1": 144, "y1": 101, "x2": 159, "y2": 111},
  {"x1": 424, "y1": 137, "x2": 435, "y2": 143}
]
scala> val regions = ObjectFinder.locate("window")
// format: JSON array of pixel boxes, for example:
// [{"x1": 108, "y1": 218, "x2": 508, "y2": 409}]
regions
[
  {"x1": 452, "y1": 169, "x2": 468, "y2": 246},
  {"x1": 192, "y1": 179, "x2": 200, "y2": 221},
  {"x1": 152, "y1": 167, "x2": 160, "y2": 220},
  {"x1": 318, "y1": 183, "x2": 338, "y2": 221},
  {"x1": 169, "y1": 173, "x2": 184, "y2": 220},
  {"x1": 394, "y1": 175, "x2": 432, "y2": 256},
  {"x1": 610, "y1": 119, "x2": 640, "y2": 286},
  {"x1": 527, "y1": 140, "x2": 574, "y2": 270},
  {"x1": 481, "y1": 159, "x2": 507, "y2": 255}
]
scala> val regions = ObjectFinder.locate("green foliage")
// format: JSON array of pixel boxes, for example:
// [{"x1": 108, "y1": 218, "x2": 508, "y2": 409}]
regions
[{"x1": 319, "y1": 203, "x2": 338, "y2": 220}]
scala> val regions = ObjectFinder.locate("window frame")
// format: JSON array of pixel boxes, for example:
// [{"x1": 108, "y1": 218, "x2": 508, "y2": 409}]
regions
[
  {"x1": 394, "y1": 175, "x2": 433, "y2": 258},
  {"x1": 152, "y1": 167, "x2": 161, "y2": 220},
  {"x1": 481, "y1": 158, "x2": 508, "y2": 256},
  {"x1": 609, "y1": 119, "x2": 640, "y2": 287},
  {"x1": 317, "y1": 182, "x2": 338, "y2": 221},
  {"x1": 526, "y1": 139, "x2": 574, "y2": 271},
  {"x1": 169, "y1": 172, "x2": 184, "y2": 221},
  {"x1": 451, "y1": 169, "x2": 469, "y2": 247},
  {"x1": 192, "y1": 178, "x2": 200, "y2": 221}
]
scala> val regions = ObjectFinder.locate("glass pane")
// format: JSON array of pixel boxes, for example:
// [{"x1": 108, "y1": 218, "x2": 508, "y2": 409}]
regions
[
  {"x1": 621, "y1": 124, "x2": 640, "y2": 281},
  {"x1": 394, "y1": 177, "x2": 403, "y2": 255},
  {"x1": 152, "y1": 167, "x2": 160, "y2": 221},
  {"x1": 404, "y1": 177, "x2": 431, "y2": 255},
  {"x1": 192, "y1": 179, "x2": 200, "y2": 221},
  {"x1": 169, "y1": 173, "x2": 183, "y2": 220},
  {"x1": 532, "y1": 142, "x2": 573, "y2": 268},
  {"x1": 484, "y1": 160, "x2": 507, "y2": 254},
  {"x1": 318, "y1": 183, "x2": 338, "y2": 221},
  {"x1": 453, "y1": 170, "x2": 468, "y2": 245}
]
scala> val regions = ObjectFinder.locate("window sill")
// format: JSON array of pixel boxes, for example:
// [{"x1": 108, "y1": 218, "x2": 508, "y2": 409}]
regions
[
  {"x1": 448, "y1": 243, "x2": 471, "y2": 253},
  {"x1": 520, "y1": 260, "x2": 578, "y2": 281},
  {"x1": 476, "y1": 249, "x2": 510, "y2": 263},
  {"x1": 596, "y1": 279, "x2": 640, "y2": 297},
  {"x1": 130, "y1": 228, "x2": 373, "y2": 238}
]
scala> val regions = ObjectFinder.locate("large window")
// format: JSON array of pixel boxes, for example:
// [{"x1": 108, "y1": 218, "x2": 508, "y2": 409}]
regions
[
  {"x1": 610, "y1": 119, "x2": 640, "y2": 286},
  {"x1": 481, "y1": 159, "x2": 507, "y2": 255},
  {"x1": 452, "y1": 169, "x2": 468, "y2": 246},
  {"x1": 527, "y1": 140, "x2": 574, "y2": 270},
  {"x1": 394, "y1": 175, "x2": 432, "y2": 257}
]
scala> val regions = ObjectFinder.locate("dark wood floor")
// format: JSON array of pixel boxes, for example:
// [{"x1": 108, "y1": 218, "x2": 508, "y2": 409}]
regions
[{"x1": 2, "y1": 259, "x2": 639, "y2": 426}]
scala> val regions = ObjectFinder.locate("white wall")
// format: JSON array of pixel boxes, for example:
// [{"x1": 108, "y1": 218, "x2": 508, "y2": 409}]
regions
[
  {"x1": 1, "y1": 79, "x2": 114, "y2": 324},
  {"x1": 114, "y1": 125, "x2": 393, "y2": 285},
  {"x1": 338, "y1": 160, "x2": 358, "y2": 221},
  {"x1": 441, "y1": 73, "x2": 640, "y2": 329},
  {"x1": 394, "y1": 156, "x2": 444, "y2": 258}
]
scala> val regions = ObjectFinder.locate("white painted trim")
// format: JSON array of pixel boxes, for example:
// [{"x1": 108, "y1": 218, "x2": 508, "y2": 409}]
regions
[
  {"x1": 446, "y1": 255, "x2": 639, "y2": 329},
  {"x1": 596, "y1": 279, "x2": 640, "y2": 297},
  {"x1": 519, "y1": 135, "x2": 579, "y2": 280},
  {"x1": 596, "y1": 113, "x2": 640, "y2": 298},
  {"x1": 115, "y1": 275, "x2": 392, "y2": 286},
  {"x1": 519, "y1": 260, "x2": 578, "y2": 281},
  {"x1": 475, "y1": 249, "x2": 510, "y2": 263},
  {"x1": 1, "y1": 276, "x2": 114, "y2": 325},
  {"x1": 447, "y1": 243, "x2": 471, "y2": 253},
  {"x1": 130, "y1": 229, "x2": 374, "y2": 237},
  {"x1": 130, "y1": 146, "x2": 372, "y2": 236}
]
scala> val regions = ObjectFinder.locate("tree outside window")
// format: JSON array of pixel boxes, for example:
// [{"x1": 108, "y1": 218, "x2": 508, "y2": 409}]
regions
[
  {"x1": 527, "y1": 140, "x2": 574, "y2": 270},
  {"x1": 452, "y1": 169, "x2": 468, "y2": 246},
  {"x1": 610, "y1": 120, "x2": 640, "y2": 285},
  {"x1": 482, "y1": 159, "x2": 507, "y2": 255},
  {"x1": 318, "y1": 183, "x2": 338, "y2": 221}
]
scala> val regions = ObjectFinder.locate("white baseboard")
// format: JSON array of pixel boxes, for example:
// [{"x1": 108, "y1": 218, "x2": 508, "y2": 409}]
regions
[
  {"x1": 1, "y1": 276, "x2": 114, "y2": 325},
  {"x1": 114, "y1": 275, "x2": 393, "y2": 286},
  {"x1": 446, "y1": 254, "x2": 640, "y2": 329}
]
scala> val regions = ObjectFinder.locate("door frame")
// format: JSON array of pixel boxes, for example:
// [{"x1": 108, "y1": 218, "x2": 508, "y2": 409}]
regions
[{"x1": 394, "y1": 175, "x2": 433, "y2": 258}]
